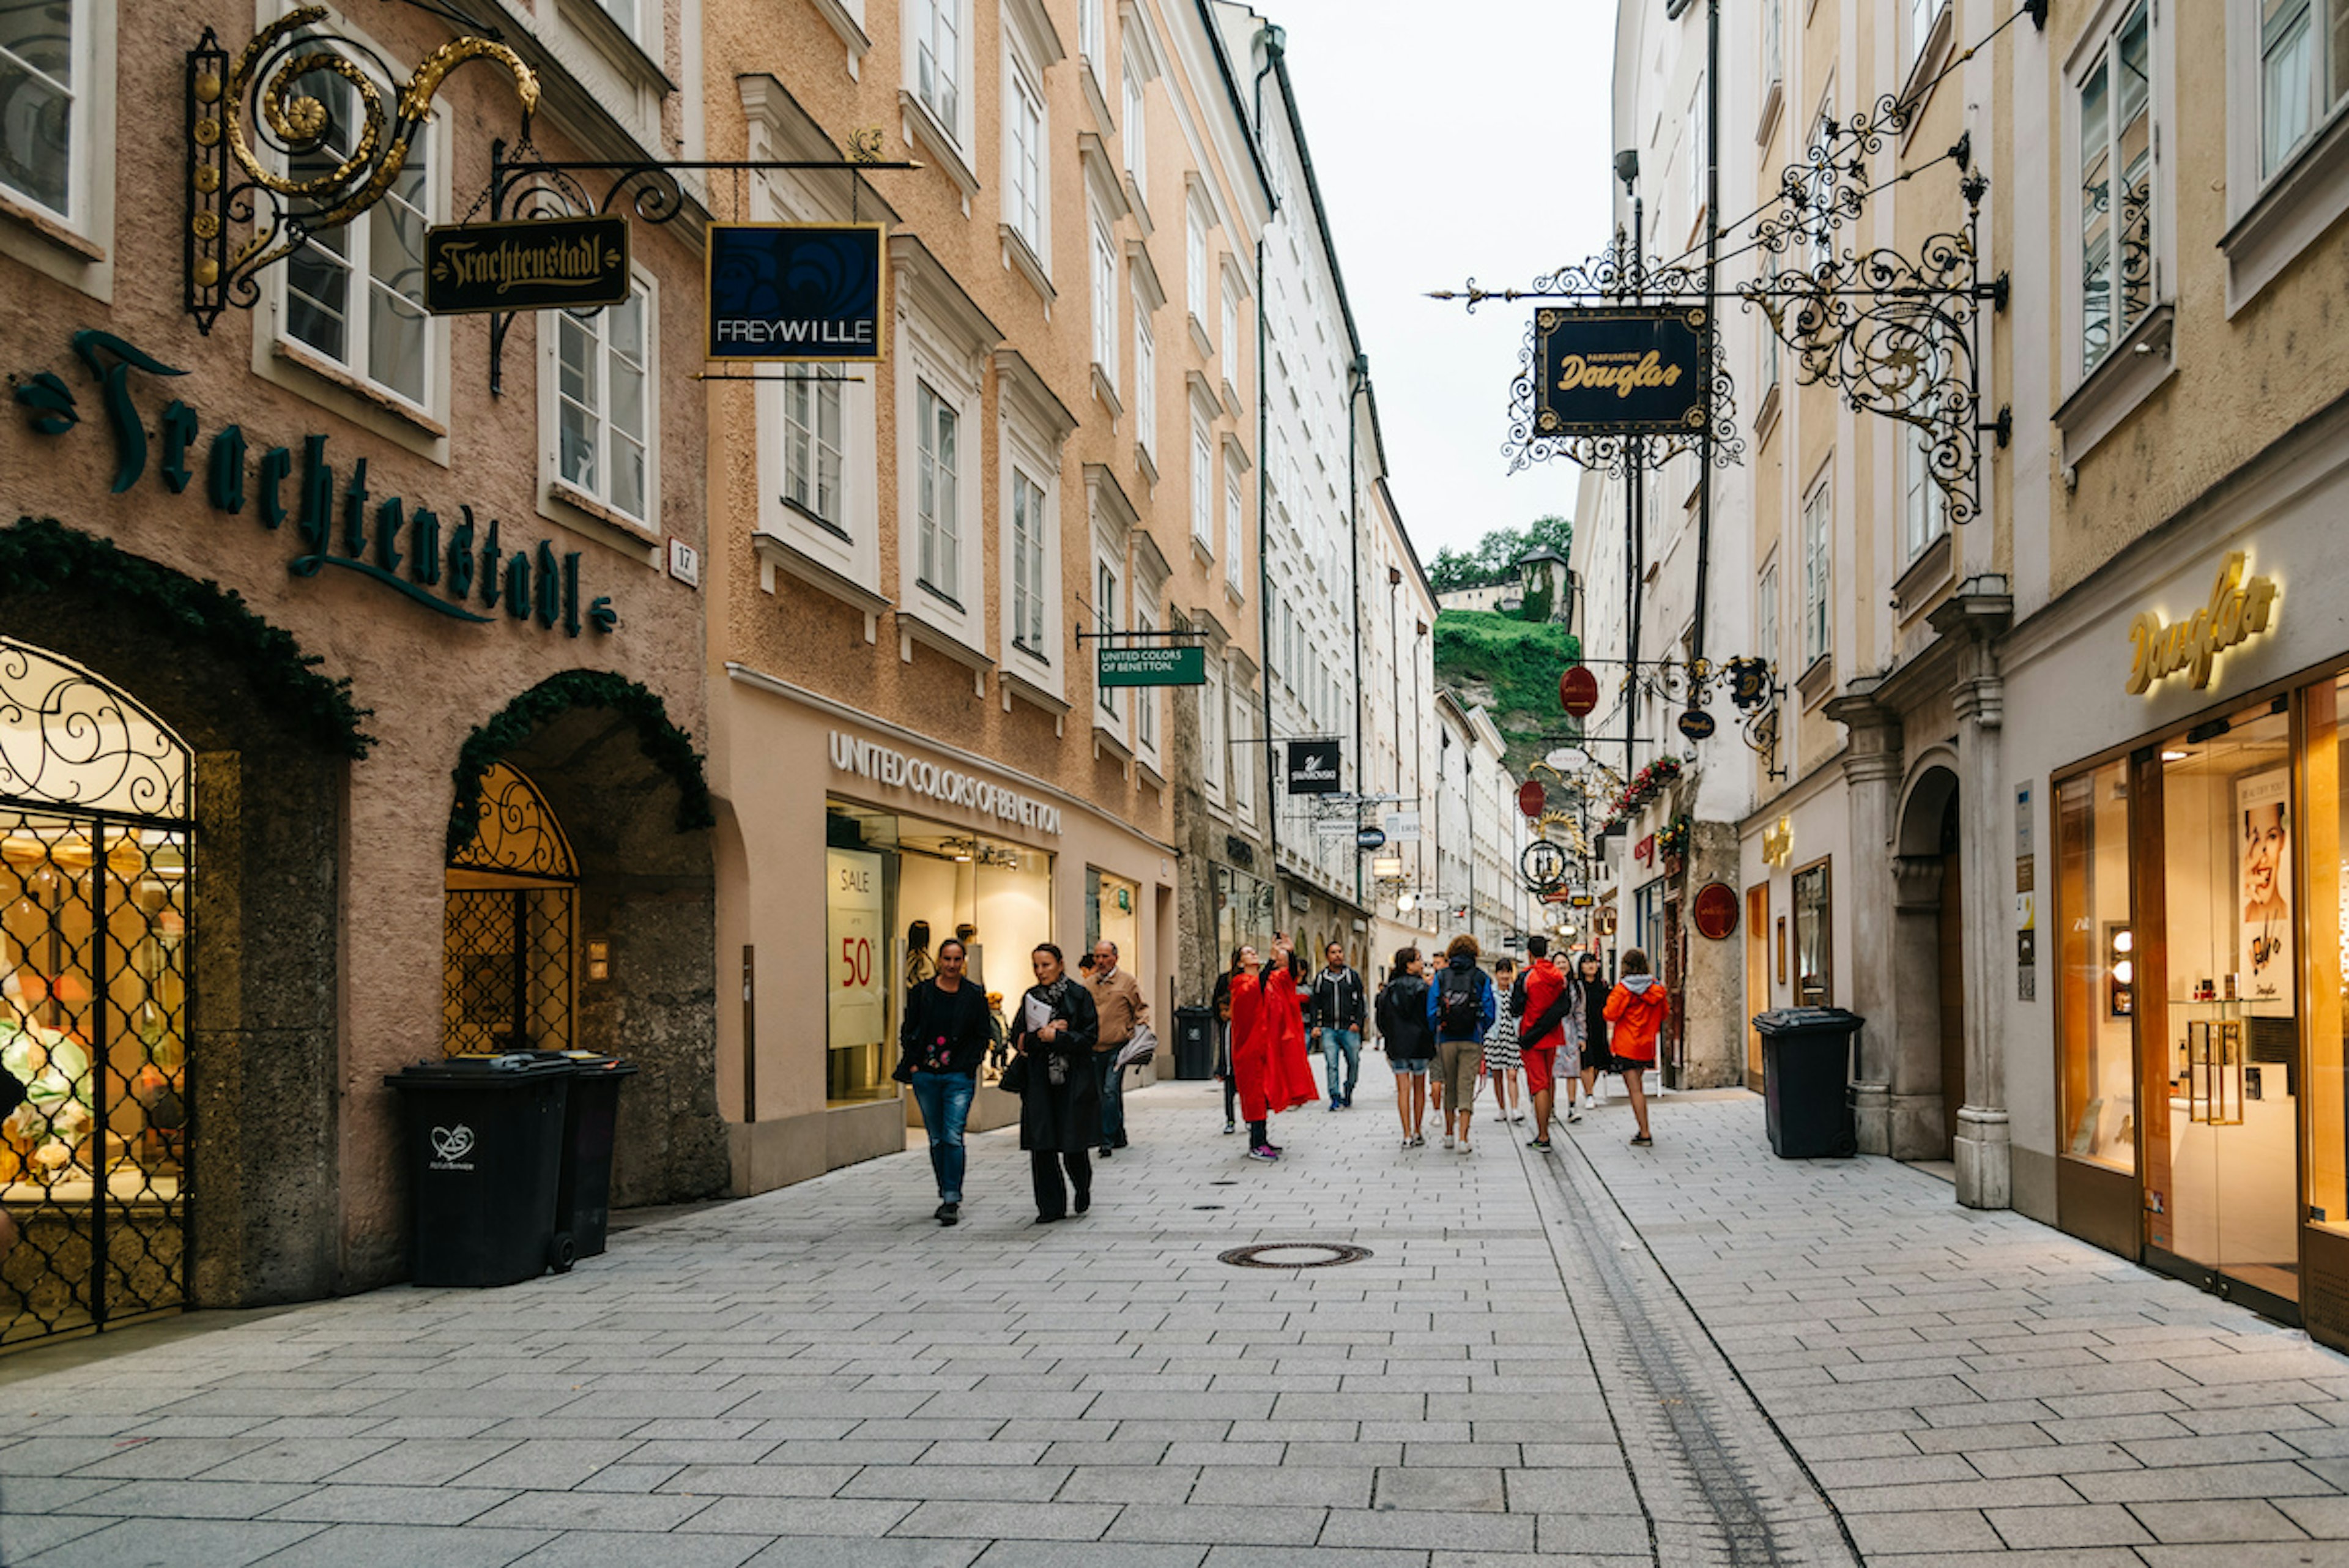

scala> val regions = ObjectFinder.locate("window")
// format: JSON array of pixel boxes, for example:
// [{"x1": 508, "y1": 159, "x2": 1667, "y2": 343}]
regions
[
  {"x1": 1760, "y1": 253, "x2": 1782, "y2": 392},
  {"x1": 913, "y1": 0, "x2": 962, "y2": 133},
  {"x1": 1096, "y1": 562, "x2": 1118, "y2": 718},
  {"x1": 1006, "y1": 64, "x2": 1045, "y2": 254},
  {"x1": 1792, "y1": 860, "x2": 1831, "y2": 1007},
  {"x1": 782, "y1": 376, "x2": 843, "y2": 530},
  {"x1": 2260, "y1": 0, "x2": 2349, "y2": 174},
  {"x1": 1902, "y1": 418, "x2": 1948, "y2": 564},
  {"x1": 1011, "y1": 470, "x2": 1047, "y2": 653},
  {"x1": 1091, "y1": 220, "x2": 1118, "y2": 376},
  {"x1": 1280, "y1": 603, "x2": 1294, "y2": 689},
  {"x1": 286, "y1": 73, "x2": 433, "y2": 407},
  {"x1": 1232, "y1": 689, "x2": 1256, "y2": 817},
  {"x1": 1909, "y1": 0, "x2": 1947, "y2": 65},
  {"x1": 1687, "y1": 77, "x2": 1706, "y2": 229},
  {"x1": 1225, "y1": 474, "x2": 1244, "y2": 591},
  {"x1": 1, "y1": 0, "x2": 84, "y2": 220},
  {"x1": 555, "y1": 284, "x2": 651, "y2": 522},
  {"x1": 1187, "y1": 201, "x2": 1208, "y2": 321},
  {"x1": 601, "y1": 0, "x2": 639, "y2": 37},
  {"x1": 1201, "y1": 664, "x2": 1225, "y2": 793},
  {"x1": 1222, "y1": 291, "x2": 1240, "y2": 374},
  {"x1": 1191, "y1": 423, "x2": 1213, "y2": 549},
  {"x1": 1135, "y1": 608, "x2": 1158, "y2": 752},
  {"x1": 1122, "y1": 57, "x2": 1148, "y2": 195},
  {"x1": 1078, "y1": 0, "x2": 1104, "y2": 72},
  {"x1": 1800, "y1": 477, "x2": 1831, "y2": 667},
  {"x1": 1757, "y1": 558, "x2": 1780, "y2": 675},
  {"x1": 1806, "y1": 90, "x2": 1834, "y2": 276},
  {"x1": 2079, "y1": 1, "x2": 2154, "y2": 373},
  {"x1": 1134, "y1": 304, "x2": 1156, "y2": 458},
  {"x1": 916, "y1": 382, "x2": 960, "y2": 597},
  {"x1": 2055, "y1": 760, "x2": 2136, "y2": 1175},
  {"x1": 1762, "y1": 0, "x2": 1783, "y2": 93}
]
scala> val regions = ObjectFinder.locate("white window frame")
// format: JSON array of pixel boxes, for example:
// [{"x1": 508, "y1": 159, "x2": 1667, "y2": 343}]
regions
[
  {"x1": 1122, "y1": 51, "x2": 1149, "y2": 198},
  {"x1": 1800, "y1": 474, "x2": 1832, "y2": 670},
  {"x1": 1901, "y1": 412, "x2": 1948, "y2": 566},
  {"x1": 1225, "y1": 472, "x2": 1245, "y2": 592},
  {"x1": 1231, "y1": 673, "x2": 1256, "y2": 821},
  {"x1": 1134, "y1": 603, "x2": 1160, "y2": 759},
  {"x1": 1805, "y1": 86, "x2": 1834, "y2": 277},
  {"x1": 1096, "y1": 558, "x2": 1121, "y2": 722},
  {"x1": 1091, "y1": 216, "x2": 1119, "y2": 379},
  {"x1": 2252, "y1": 0, "x2": 2349, "y2": 176},
  {"x1": 893, "y1": 277, "x2": 988, "y2": 650},
  {"x1": 1186, "y1": 198, "x2": 1208, "y2": 322},
  {"x1": 1003, "y1": 53, "x2": 1047, "y2": 261},
  {"x1": 1762, "y1": 0, "x2": 1783, "y2": 97},
  {"x1": 1220, "y1": 289, "x2": 1240, "y2": 376},
  {"x1": 1760, "y1": 251, "x2": 1782, "y2": 392},
  {"x1": 1078, "y1": 0, "x2": 1105, "y2": 73},
  {"x1": 1757, "y1": 555, "x2": 1781, "y2": 678},
  {"x1": 1009, "y1": 466, "x2": 1050, "y2": 657},
  {"x1": 2071, "y1": 0, "x2": 2159, "y2": 376},
  {"x1": 543, "y1": 272, "x2": 658, "y2": 532},
  {"x1": 270, "y1": 26, "x2": 449, "y2": 420},
  {"x1": 1907, "y1": 0, "x2": 1949, "y2": 67},
  {"x1": 0, "y1": 0, "x2": 92, "y2": 227},
  {"x1": 1687, "y1": 76, "x2": 1706, "y2": 234},
  {"x1": 781, "y1": 373, "x2": 845, "y2": 535},
  {"x1": 1201, "y1": 661, "x2": 1226, "y2": 798},
  {"x1": 1190, "y1": 420, "x2": 1214, "y2": 551},
  {"x1": 915, "y1": 381, "x2": 962, "y2": 601},
  {"x1": 1132, "y1": 300, "x2": 1157, "y2": 461},
  {"x1": 905, "y1": 0, "x2": 971, "y2": 150}
]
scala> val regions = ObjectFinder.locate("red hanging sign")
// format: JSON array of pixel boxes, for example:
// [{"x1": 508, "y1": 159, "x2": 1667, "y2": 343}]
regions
[
  {"x1": 1692, "y1": 881, "x2": 1740, "y2": 940},
  {"x1": 1635, "y1": 833, "x2": 1655, "y2": 865},
  {"x1": 1517, "y1": 779, "x2": 1546, "y2": 819},
  {"x1": 1559, "y1": 664, "x2": 1600, "y2": 718}
]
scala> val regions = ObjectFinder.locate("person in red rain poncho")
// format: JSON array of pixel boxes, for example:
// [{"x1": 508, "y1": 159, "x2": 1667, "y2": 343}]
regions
[{"x1": 1225, "y1": 933, "x2": 1318, "y2": 1161}]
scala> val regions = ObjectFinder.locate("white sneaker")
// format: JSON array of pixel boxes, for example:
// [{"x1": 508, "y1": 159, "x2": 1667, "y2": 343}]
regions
[
  {"x1": 1442, "y1": 1133, "x2": 1455, "y2": 1150},
  {"x1": 1590, "y1": 1086, "x2": 1607, "y2": 1107}
]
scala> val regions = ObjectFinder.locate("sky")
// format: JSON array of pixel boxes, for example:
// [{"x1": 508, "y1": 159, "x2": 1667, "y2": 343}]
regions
[{"x1": 1262, "y1": 0, "x2": 1621, "y2": 564}]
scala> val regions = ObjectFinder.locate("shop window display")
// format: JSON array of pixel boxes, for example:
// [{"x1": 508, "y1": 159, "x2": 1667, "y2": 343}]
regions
[
  {"x1": 826, "y1": 801, "x2": 1052, "y2": 1102},
  {"x1": 0, "y1": 638, "x2": 190, "y2": 1345},
  {"x1": 2057, "y1": 762, "x2": 2136, "y2": 1173},
  {"x1": 2303, "y1": 676, "x2": 2349, "y2": 1244},
  {"x1": 1792, "y1": 860, "x2": 1831, "y2": 1006}
]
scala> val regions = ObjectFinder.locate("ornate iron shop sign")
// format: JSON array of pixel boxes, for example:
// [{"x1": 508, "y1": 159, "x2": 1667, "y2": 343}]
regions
[
  {"x1": 707, "y1": 225, "x2": 889, "y2": 362},
  {"x1": 12, "y1": 330, "x2": 618, "y2": 635},
  {"x1": 425, "y1": 215, "x2": 631, "y2": 315},
  {"x1": 1533, "y1": 307, "x2": 1709, "y2": 438}
]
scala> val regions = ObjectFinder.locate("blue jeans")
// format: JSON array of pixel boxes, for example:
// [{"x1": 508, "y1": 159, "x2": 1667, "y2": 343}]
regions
[
  {"x1": 1320, "y1": 1028, "x2": 1360, "y2": 1101},
  {"x1": 1091, "y1": 1050, "x2": 1127, "y2": 1148},
  {"x1": 910, "y1": 1071, "x2": 976, "y2": 1202}
]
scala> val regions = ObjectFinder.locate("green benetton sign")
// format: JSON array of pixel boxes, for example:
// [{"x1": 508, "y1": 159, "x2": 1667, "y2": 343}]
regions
[{"x1": 1097, "y1": 645, "x2": 1206, "y2": 688}]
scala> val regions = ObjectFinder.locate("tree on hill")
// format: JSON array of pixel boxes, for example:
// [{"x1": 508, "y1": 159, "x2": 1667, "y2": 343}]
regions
[{"x1": 1425, "y1": 515, "x2": 1573, "y2": 593}]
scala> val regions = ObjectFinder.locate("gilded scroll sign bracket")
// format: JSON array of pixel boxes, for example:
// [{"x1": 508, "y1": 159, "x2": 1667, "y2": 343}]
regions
[{"x1": 186, "y1": 9, "x2": 540, "y2": 335}]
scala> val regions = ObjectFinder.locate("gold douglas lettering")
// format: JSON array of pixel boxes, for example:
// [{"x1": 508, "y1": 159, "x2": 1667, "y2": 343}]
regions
[
  {"x1": 1554, "y1": 350, "x2": 1684, "y2": 400},
  {"x1": 2126, "y1": 552, "x2": 2280, "y2": 696}
]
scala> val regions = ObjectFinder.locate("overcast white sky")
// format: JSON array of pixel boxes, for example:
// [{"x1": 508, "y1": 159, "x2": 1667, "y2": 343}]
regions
[{"x1": 1261, "y1": 0, "x2": 1620, "y2": 563}]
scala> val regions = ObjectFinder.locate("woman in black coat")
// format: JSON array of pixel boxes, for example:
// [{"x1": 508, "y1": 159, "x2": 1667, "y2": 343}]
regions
[{"x1": 1010, "y1": 943, "x2": 1102, "y2": 1222}]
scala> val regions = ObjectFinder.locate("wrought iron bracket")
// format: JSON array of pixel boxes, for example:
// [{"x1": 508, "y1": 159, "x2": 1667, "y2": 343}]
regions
[{"x1": 185, "y1": 9, "x2": 539, "y2": 334}]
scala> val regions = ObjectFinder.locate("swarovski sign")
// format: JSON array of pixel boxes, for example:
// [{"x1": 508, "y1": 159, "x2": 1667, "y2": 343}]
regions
[{"x1": 829, "y1": 732, "x2": 1063, "y2": 835}]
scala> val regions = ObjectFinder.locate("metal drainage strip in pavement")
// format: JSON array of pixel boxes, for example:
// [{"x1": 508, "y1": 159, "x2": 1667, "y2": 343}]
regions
[{"x1": 1217, "y1": 1243, "x2": 1371, "y2": 1269}]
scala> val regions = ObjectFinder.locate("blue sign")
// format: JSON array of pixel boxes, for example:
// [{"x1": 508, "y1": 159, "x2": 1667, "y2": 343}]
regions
[{"x1": 707, "y1": 224, "x2": 888, "y2": 362}]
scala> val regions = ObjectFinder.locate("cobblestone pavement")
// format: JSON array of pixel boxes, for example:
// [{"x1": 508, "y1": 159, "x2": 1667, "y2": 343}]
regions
[{"x1": 1, "y1": 1072, "x2": 2345, "y2": 1566}]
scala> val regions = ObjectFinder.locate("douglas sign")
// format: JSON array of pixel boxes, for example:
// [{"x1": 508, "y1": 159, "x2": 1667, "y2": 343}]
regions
[{"x1": 1532, "y1": 306, "x2": 1709, "y2": 437}]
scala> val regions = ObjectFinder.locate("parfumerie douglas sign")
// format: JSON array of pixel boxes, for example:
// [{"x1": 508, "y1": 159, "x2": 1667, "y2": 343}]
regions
[
  {"x1": 1532, "y1": 305, "x2": 1709, "y2": 437},
  {"x1": 1097, "y1": 645, "x2": 1206, "y2": 687},
  {"x1": 708, "y1": 225, "x2": 888, "y2": 361},
  {"x1": 829, "y1": 732, "x2": 1063, "y2": 835}
]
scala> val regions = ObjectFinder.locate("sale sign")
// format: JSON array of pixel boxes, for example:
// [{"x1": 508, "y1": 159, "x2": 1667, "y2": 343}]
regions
[{"x1": 826, "y1": 847, "x2": 886, "y2": 1066}]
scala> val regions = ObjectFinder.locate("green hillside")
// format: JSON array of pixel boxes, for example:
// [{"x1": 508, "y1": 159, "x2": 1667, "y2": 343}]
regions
[{"x1": 1433, "y1": 611, "x2": 1583, "y2": 780}]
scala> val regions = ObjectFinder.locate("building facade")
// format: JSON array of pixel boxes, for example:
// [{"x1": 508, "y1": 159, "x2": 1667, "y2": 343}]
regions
[{"x1": 0, "y1": 0, "x2": 721, "y2": 1346}]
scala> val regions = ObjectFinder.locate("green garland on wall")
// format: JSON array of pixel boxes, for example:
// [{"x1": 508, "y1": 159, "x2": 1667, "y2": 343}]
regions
[
  {"x1": 448, "y1": 670, "x2": 715, "y2": 856},
  {"x1": 0, "y1": 516, "x2": 374, "y2": 757}
]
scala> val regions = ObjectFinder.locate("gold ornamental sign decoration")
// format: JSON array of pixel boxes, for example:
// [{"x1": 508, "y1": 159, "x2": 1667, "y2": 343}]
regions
[{"x1": 2125, "y1": 552, "x2": 2280, "y2": 696}]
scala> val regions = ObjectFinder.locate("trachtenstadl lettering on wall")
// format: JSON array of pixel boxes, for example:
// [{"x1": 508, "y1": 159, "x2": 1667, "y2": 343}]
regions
[
  {"x1": 829, "y1": 732, "x2": 1063, "y2": 836},
  {"x1": 2126, "y1": 552, "x2": 2279, "y2": 696},
  {"x1": 11, "y1": 330, "x2": 618, "y2": 636}
]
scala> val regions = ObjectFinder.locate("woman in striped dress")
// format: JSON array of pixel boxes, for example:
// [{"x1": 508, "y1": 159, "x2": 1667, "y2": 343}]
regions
[{"x1": 1483, "y1": 957, "x2": 1524, "y2": 1125}]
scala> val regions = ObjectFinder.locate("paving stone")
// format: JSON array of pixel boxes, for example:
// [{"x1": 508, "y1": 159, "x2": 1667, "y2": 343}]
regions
[
  {"x1": 11, "y1": 1516, "x2": 325, "y2": 1566},
  {"x1": 1845, "y1": 1509, "x2": 2005, "y2": 1555},
  {"x1": 2124, "y1": 1498, "x2": 2312, "y2": 1543},
  {"x1": 260, "y1": 1484, "x2": 518, "y2": 1525},
  {"x1": 1319, "y1": 1507, "x2": 1534, "y2": 1552},
  {"x1": 891, "y1": 1501, "x2": 1119, "y2": 1541},
  {"x1": 242, "y1": 1524, "x2": 553, "y2": 1567},
  {"x1": 1986, "y1": 1503, "x2": 2153, "y2": 1548},
  {"x1": 513, "y1": 1533, "x2": 776, "y2": 1568},
  {"x1": 1105, "y1": 1503, "x2": 1329, "y2": 1545}
]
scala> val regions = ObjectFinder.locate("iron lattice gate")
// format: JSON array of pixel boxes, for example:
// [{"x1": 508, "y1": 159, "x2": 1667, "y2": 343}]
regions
[{"x1": 1, "y1": 639, "x2": 193, "y2": 1348}]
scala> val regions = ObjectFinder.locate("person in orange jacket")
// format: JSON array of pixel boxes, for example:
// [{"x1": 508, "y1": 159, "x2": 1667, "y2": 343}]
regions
[
  {"x1": 1227, "y1": 934, "x2": 1318, "y2": 1160},
  {"x1": 1603, "y1": 948, "x2": 1667, "y2": 1146}
]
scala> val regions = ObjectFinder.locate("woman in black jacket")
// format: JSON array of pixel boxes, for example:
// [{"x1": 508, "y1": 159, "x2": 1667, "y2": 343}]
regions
[
  {"x1": 1376, "y1": 947, "x2": 1435, "y2": 1148},
  {"x1": 1211, "y1": 947, "x2": 1246, "y2": 1135},
  {"x1": 899, "y1": 938, "x2": 996, "y2": 1225},
  {"x1": 1010, "y1": 943, "x2": 1102, "y2": 1222}
]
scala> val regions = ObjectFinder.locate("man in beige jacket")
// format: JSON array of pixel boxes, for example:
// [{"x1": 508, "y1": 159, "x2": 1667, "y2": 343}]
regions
[{"x1": 1083, "y1": 940, "x2": 1148, "y2": 1158}]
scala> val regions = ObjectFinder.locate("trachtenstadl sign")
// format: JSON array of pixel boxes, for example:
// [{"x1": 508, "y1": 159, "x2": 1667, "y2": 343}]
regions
[{"x1": 829, "y1": 732, "x2": 1063, "y2": 835}]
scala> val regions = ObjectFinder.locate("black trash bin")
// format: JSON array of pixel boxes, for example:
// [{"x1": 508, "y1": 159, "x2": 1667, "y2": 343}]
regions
[
  {"x1": 1751, "y1": 1008, "x2": 1865, "y2": 1159},
  {"x1": 387, "y1": 1054, "x2": 575, "y2": 1286},
  {"x1": 550, "y1": 1052, "x2": 637, "y2": 1258},
  {"x1": 1174, "y1": 1006, "x2": 1215, "y2": 1080}
]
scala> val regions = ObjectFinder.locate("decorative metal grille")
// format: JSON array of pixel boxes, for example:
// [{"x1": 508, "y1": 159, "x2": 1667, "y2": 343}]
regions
[
  {"x1": 443, "y1": 760, "x2": 575, "y2": 1057},
  {"x1": 1, "y1": 639, "x2": 191, "y2": 1349}
]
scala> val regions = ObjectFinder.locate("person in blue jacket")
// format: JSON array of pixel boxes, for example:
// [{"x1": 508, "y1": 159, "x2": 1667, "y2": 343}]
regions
[{"x1": 1425, "y1": 934, "x2": 1497, "y2": 1152}]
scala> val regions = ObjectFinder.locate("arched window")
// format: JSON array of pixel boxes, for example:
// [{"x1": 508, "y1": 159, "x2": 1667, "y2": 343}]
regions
[{"x1": 443, "y1": 761, "x2": 576, "y2": 1056}]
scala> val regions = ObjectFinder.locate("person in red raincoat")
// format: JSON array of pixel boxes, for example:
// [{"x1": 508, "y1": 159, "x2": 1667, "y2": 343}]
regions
[{"x1": 1226, "y1": 934, "x2": 1317, "y2": 1161}]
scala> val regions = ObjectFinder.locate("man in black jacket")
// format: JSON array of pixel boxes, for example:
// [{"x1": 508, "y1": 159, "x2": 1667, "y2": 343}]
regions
[{"x1": 1311, "y1": 942, "x2": 1368, "y2": 1110}]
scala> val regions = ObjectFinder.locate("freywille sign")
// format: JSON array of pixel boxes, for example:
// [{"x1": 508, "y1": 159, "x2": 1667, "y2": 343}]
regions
[
  {"x1": 1098, "y1": 645, "x2": 1206, "y2": 688},
  {"x1": 708, "y1": 224, "x2": 888, "y2": 361},
  {"x1": 1533, "y1": 306, "x2": 1709, "y2": 437},
  {"x1": 2126, "y1": 552, "x2": 2280, "y2": 696},
  {"x1": 12, "y1": 330, "x2": 618, "y2": 634},
  {"x1": 1286, "y1": 740, "x2": 1342, "y2": 795},
  {"x1": 424, "y1": 216, "x2": 631, "y2": 315}
]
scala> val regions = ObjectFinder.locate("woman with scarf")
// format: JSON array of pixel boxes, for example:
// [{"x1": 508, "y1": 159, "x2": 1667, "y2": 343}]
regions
[
  {"x1": 1009, "y1": 943, "x2": 1102, "y2": 1222},
  {"x1": 1226, "y1": 934, "x2": 1318, "y2": 1161}
]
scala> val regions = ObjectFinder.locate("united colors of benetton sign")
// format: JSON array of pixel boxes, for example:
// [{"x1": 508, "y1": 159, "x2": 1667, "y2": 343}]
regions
[{"x1": 708, "y1": 225, "x2": 888, "y2": 361}]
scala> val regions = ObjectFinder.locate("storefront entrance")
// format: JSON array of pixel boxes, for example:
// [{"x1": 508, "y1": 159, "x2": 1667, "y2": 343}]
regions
[{"x1": 1, "y1": 639, "x2": 190, "y2": 1347}]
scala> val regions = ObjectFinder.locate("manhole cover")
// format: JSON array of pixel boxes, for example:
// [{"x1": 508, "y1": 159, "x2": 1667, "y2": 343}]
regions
[{"x1": 1218, "y1": 1243, "x2": 1371, "y2": 1269}]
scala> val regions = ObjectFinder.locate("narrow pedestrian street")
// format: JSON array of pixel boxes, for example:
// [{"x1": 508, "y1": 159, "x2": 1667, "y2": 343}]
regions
[{"x1": 2, "y1": 1077, "x2": 2343, "y2": 1568}]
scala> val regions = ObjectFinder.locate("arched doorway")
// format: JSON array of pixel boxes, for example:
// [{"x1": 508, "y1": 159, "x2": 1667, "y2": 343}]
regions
[
  {"x1": 0, "y1": 638, "x2": 191, "y2": 1345},
  {"x1": 443, "y1": 761, "x2": 578, "y2": 1055},
  {"x1": 1892, "y1": 763, "x2": 1964, "y2": 1159}
]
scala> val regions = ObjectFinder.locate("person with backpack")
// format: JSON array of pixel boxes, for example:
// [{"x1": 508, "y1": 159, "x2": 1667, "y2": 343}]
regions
[
  {"x1": 1514, "y1": 935, "x2": 1575, "y2": 1151},
  {"x1": 1375, "y1": 946, "x2": 1434, "y2": 1148},
  {"x1": 1484, "y1": 957, "x2": 1524, "y2": 1128},
  {"x1": 1425, "y1": 934, "x2": 1497, "y2": 1153},
  {"x1": 1603, "y1": 948, "x2": 1667, "y2": 1146},
  {"x1": 1310, "y1": 942, "x2": 1367, "y2": 1111},
  {"x1": 1228, "y1": 935, "x2": 1318, "y2": 1161}
]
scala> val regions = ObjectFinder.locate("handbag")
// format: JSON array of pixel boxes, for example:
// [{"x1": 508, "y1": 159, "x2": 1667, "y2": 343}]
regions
[{"x1": 998, "y1": 1053, "x2": 1030, "y2": 1094}]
